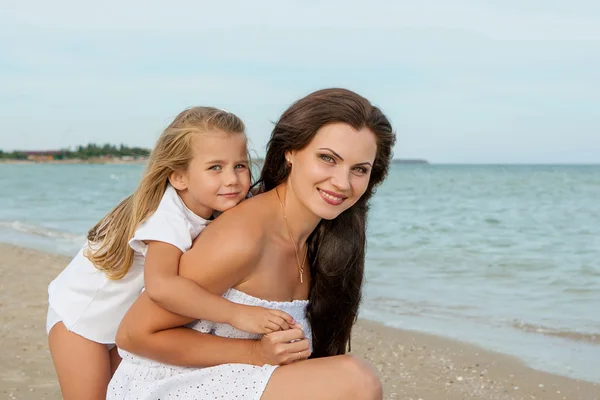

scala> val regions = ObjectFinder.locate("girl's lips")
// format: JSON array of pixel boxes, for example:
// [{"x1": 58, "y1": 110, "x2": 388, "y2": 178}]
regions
[{"x1": 219, "y1": 192, "x2": 240, "y2": 198}]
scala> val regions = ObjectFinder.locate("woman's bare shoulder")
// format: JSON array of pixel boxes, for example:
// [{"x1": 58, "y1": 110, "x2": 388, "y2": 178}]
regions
[
  {"x1": 179, "y1": 194, "x2": 274, "y2": 285},
  {"x1": 191, "y1": 192, "x2": 272, "y2": 255}
]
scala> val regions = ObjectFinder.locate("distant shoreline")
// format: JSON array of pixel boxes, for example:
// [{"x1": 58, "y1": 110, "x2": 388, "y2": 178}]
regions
[
  {"x1": 1, "y1": 158, "x2": 430, "y2": 165},
  {"x1": 0, "y1": 158, "x2": 147, "y2": 165},
  {"x1": 4, "y1": 160, "x2": 600, "y2": 166},
  {"x1": 391, "y1": 159, "x2": 429, "y2": 164}
]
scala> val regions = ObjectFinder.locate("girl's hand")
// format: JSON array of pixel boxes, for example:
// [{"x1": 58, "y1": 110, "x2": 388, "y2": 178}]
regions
[{"x1": 229, "y1": 304, "x2": 296, "y2": 334}]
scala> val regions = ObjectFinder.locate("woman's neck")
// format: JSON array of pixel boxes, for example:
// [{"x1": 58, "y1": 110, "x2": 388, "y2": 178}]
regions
[{"x1": 275, "y1": 182, "x2": 321, "y2": 246}]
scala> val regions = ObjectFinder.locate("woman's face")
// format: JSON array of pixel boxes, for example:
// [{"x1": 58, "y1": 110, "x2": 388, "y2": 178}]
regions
[{"x1": 287, "y1": 122, "x2": 378, "y2": 220}]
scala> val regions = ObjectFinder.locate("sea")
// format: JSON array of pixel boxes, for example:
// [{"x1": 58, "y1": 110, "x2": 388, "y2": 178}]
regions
[{"x1": 1, "y1": 163, "x2": 599, "y2": 383}]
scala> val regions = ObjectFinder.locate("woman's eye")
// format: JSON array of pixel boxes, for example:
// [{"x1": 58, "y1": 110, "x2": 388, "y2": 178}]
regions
[
  {"x1": 208, "y1": 165, "x2": 222, "y2": 171},
  {"x1": 353, "y1": 166, "x2": 368, "y2": 174},
  {"x1": 320, "y1": 154, "x2": 334, "y2": 163}
]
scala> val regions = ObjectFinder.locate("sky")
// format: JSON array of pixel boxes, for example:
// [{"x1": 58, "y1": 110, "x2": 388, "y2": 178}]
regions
[{"x1": 1, "y1": 0, "x2": 599, "y2": 163}]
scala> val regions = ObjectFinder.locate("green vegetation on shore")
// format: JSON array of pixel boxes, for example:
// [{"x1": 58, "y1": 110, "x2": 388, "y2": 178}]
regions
[{"x1": 0, "y1": 143, "x2": 151, "y2": 160}]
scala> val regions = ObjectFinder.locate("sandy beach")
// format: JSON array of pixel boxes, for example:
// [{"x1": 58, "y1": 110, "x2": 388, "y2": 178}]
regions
[{"x1": 1, "y1": 243, "x2": 598, "y2": 400}]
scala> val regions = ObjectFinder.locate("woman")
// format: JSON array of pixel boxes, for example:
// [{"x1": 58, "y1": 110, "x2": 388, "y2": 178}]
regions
[{"x1": 109, "y1": 88, "x2": 396, "y2": 399}]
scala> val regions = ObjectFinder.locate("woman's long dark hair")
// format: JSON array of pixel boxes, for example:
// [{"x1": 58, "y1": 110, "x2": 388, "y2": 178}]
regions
[{"x1": 255, "y1": 88, "x2": 396, "y2": 357}]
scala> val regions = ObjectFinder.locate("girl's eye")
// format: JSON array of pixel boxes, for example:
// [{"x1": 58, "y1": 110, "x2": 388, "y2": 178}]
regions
[
  {"x1": 320, "y1": 154, "x2": 335, "y2": 163},
  {"x1": 208, "y1": 165, "x2": 222, "y2": 171},
  {"x1": 235, "y1": 164, "x2": 248, "y2": 169}
]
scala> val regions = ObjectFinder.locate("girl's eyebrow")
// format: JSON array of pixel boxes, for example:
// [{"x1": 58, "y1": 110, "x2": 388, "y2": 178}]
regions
[{"x1": 204, "y1": 159, "x2": 248, "y2": 165}]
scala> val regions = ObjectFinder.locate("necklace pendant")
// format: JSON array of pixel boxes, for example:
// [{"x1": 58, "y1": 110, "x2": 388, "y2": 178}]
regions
[{"x1": 299, "y1": 268, "x2": 304, "y2": 283}]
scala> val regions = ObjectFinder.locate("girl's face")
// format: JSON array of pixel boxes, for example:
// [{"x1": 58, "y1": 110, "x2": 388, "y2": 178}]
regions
[
  {"x1": 286, "y1": 122, "x2": 377, "y2": 221},
  {"x1": 171, "y1": 130, "x2": 251, "y2": 218}
]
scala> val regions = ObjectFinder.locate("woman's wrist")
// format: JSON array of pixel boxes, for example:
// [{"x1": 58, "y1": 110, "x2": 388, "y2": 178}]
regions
[{"x1": 248, "y1": 338, "x2": 266, "y2": 366}]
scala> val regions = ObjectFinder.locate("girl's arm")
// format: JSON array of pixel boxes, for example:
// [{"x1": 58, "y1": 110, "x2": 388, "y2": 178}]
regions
[
  {"x1": 143, "y1": 241, "x2": 294, "y2": 334},
  {"x1": 144, "y1": 240, "x2": 235, "y2": 322},
  {"x1": 117, "y1": 213, "x2": 311, "y2": 367}
]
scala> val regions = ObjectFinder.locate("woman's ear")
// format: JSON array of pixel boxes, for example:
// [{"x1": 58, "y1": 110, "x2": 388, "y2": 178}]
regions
[
  {"x1": 168, "y1": 170, "x2": 188, "y2": 191},
  {"x1": 284, "y1": 150, "x2": 294, "y2": 166}
]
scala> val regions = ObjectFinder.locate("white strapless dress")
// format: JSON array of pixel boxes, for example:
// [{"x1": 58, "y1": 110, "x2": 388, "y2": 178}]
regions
[{"x1": 107, "y1": 288, "x2": 311, "y2": 400}]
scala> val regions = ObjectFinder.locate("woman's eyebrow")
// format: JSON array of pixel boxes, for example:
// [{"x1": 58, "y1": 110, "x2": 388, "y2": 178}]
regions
[
  {"x1": 319, "y1": 148, "x2": 372, "y2": 166},
  {"x1": 319, "y1": 148, "x2": 344, "y2": 160}
]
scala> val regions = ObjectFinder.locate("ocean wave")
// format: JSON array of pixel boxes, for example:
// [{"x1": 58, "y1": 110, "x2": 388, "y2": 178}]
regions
[
  {"x1": 511, "y1": 320, "x2": 600, "y2": 345},
  {"x1": 0, "y1": 220, "x2": 85, "y2": 242},
  {"x1": 365, "y1": 295, "x2": 600, "y2": 346}
]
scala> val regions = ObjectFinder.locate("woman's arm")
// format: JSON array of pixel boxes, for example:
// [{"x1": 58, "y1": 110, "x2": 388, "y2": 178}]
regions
[
  {"x1": 116, "y1": 208, "x2": 310, "y2": 367},
  {"x1": 117, "y1": 293, "x2": 310, "y2": 367},
  {"x1": 116, "y1": 292, "x2": 261, "y2": 367}
]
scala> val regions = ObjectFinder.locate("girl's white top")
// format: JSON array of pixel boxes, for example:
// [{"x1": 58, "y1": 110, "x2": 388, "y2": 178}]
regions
[{"x1": 47, "y1": 184, "x2": 209, "y2": 344}]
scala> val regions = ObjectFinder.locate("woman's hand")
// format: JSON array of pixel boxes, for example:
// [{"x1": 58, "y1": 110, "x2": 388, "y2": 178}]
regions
[{"x1": 251, "y1": 325, "x2": 311, "y2": 366}]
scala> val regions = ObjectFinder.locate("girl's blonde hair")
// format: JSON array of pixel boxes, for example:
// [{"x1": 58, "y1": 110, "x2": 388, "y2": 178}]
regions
[{"x1": 85, "y1": 107, "x2": 246, "y2": 279}]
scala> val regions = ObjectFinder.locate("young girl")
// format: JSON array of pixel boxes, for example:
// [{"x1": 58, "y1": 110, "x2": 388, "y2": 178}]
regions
[{"x1": 46, "y1": 107, "x2": 296, "y2": 400}]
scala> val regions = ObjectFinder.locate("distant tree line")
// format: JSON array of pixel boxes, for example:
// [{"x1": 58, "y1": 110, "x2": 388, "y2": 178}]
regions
[
  {"x1": 0, "y1": 150, "x2": 27, "y2": 159},
  {"x1": 0, "y1": 143, "x2": 151, "y2": 160}
]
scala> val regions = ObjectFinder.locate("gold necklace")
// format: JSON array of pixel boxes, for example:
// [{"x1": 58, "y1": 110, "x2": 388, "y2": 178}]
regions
[{"x1": 275, "y1": 187, "x2": 307, "y2": 283}]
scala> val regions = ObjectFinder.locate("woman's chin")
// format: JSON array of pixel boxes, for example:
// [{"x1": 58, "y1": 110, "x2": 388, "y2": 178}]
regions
[{"x1": 311, "y1": 204, "x2": 350, "y2": 221}]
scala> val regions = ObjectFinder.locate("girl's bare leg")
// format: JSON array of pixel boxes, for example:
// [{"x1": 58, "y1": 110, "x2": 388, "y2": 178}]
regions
[
  {"x1": 109, "y1": 346, "x2": 122, "y2": 375},
  {"x1": 48, "y1": 322, "x2": 112, "y2": 400},
  {"x1": 261, "y1": 355, "x2": 383, "y2": 400}
]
